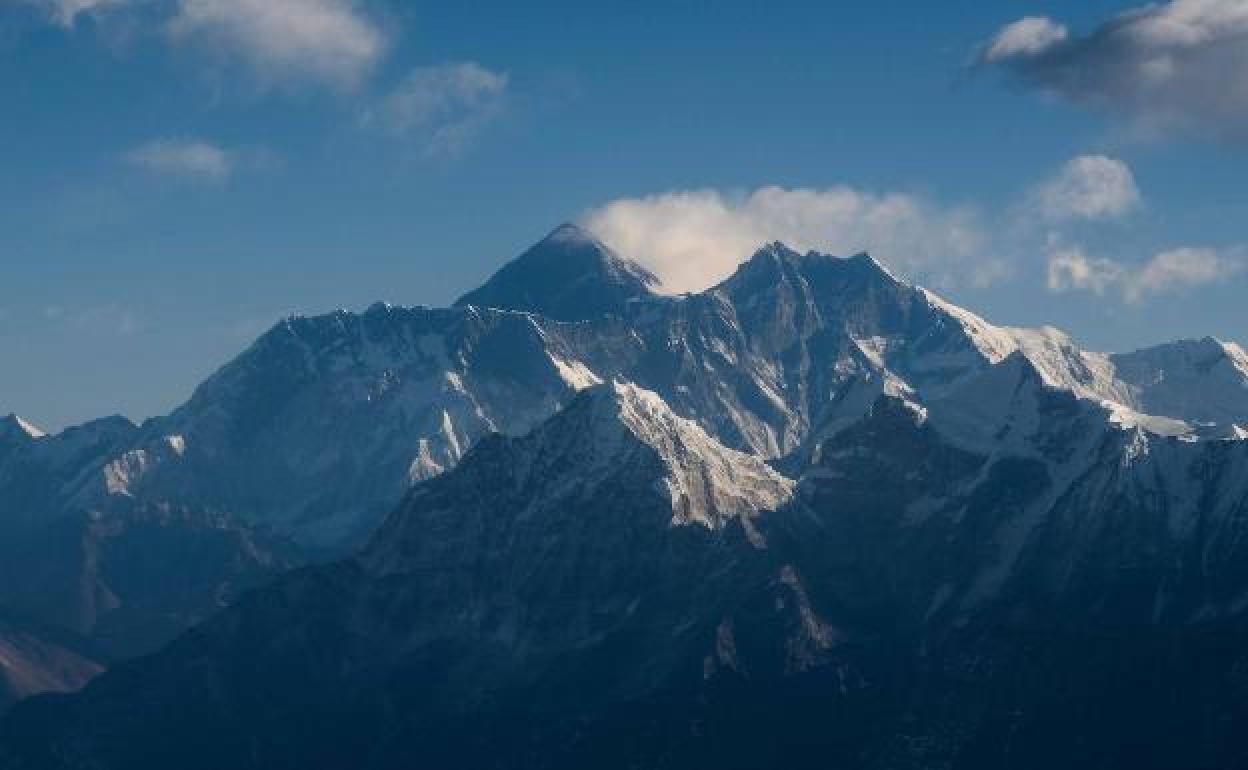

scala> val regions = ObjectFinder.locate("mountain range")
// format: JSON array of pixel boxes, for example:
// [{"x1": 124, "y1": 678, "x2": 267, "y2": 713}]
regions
[{"x1": 2, "y1": 223, "x2": 1248, "y2": 767}]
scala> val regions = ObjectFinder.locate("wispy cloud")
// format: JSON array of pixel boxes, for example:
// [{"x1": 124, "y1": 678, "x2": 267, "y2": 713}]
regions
[
  {"x1": 123, "y1": 138, "x2": 278, "y2": 181},
  {"x1": 23, "y1": 0, "x2": 386, "y2": 91},
  {"x1": 1048, "y1": 245, "x2": 1243, "y2": 303},
  {"x1": 168, "y1": 0, "x2": 386, "y2": 91},
  {"x1": 979, "y1": 0, "x2": 1248, "y2": 139},
  {"x1": 369, "y1": 62, "x2": 509, "y2": 157},
  {"x1": 125, "y1": 138, "x2": 234, "y2": 181},
  {"x1": 984, "y1": 16, "x2": 1069, "y2": 61},
  {"x1": 581, "y1": 186, "x2": 997, "y2": 294},
  {"x1": 1030, "y1": 155, "x2": 1141, "y2": 222}
]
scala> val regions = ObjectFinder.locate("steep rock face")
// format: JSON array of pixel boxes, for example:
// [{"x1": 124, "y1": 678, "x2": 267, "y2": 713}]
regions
[
  {"x1": 104, "y1": 305, "x2": 593, "y2": 550},
  {"x1": 454, "y1": 223, "x2": 660, "y2": 321}
]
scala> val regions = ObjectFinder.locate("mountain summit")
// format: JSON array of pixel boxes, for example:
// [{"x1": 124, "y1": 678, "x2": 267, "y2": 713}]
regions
[
  {"x1": 0, "y1": 414, "x2": 45, "y2": 442},
  {"x1": 454, "y1": 223, "x2": 660, "y2": 321}
]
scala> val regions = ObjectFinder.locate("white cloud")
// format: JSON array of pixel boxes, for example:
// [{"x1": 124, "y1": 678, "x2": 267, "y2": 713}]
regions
[
  {"x1": 984, "y1": 16, "x2": 1069, "y2": 61},
  {"x1": 371, "y1": 62, "x2": 509, "y2": 156},
  {"x1": 1046, "y1": 248, "x2": 1126, "y2": 295},
  {"x1": 981, "y1": 1, "x2": 1248, "y2": 138},
  {"x1": 581, "y1": 186, "x2": 998, "y2": 294},
  {"x1": 125, "y1": 139, "x2": 233, "y2": 180},
  {"x1": 22, "y1": 0, "x2": 386, "y2": 90},
  {"x1": 582, "y1": 167, "x2": 1236, "y2": 308},
  {"x1": 1128, "y1": 246, "x2": 1238, "y2": 302},
  {"x1": 1032, "y1": 155, "x2": 1141, "y2": 221},
  {"x1": 168, "y1": 0, "x2": 386, "y2": 90},
  {"x1": 1048, "y1": 245, "x2": 1242, "y2": 302}
]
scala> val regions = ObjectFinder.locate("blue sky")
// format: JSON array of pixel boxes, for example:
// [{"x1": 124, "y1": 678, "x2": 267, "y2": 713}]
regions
[{"x1": 2, "y1": 0, "x2": 1246, "y2": 430}]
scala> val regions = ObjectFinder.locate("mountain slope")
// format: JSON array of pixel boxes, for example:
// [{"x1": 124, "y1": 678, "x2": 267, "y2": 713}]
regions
[
  {"x1": 104, "y1": 304, "x2": 595, "y2": 549},
  {"x1": 6, "y1": 367, "x2": 1248, "y2": 769},
  {"x1": 365, "y1": 380, "x2": 794, "y2": 577},
  {"x1": 0, "y1": 415, "x2": 45, "y2": 443},
  {"x1": 1109, "y1": 336, "x2": 1248, "y2": 427},
  {"x1": 965, "y1": 323, "x2": 1248, "y2": 437},
  {"x1": 0, "y1": 417, "x2": 296, "y2": 695},
  {"x1": 0, "y1": 383, "x2": 803, "y2": 768},
  {"x1": 0, "y1": 612, "x2": 105, "y2": 715},
  {"x1": 3, "y1": 227, "x2": 1247, "y2": 730}
]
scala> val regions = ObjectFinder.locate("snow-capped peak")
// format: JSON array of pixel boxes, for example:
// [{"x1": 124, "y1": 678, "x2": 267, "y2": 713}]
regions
[
  {"x1": 920, "y1": 288, "x2": 1020, "y2": 364},
  {"x1": 453, "y1": 223, "x2": 659, "y2": 322},
  {"x1": 1129, "y1": 336, "x2": 1248, "y2": 375},
  {"x1": 1223, "y1": 339, "x2": 1248, "y2": 369},
  {"x1": 1, "y1": 413, "x2": 46, "y2": 440},
  {"x1": 363, "y1": 380, "x2": 795, "y2": 575},
  {"x1": 561, "y1": 381, "x2": 796, "y2": 529},
  {"x1": 915, "y1": 289, "x2": 1248, "y2": 437},
  {"x1": 397, "y1": 379, "x2": 798, "y2": 535},
  {"x1": 1106, "y1": 336, "x2": 1248, "y2": 428}
]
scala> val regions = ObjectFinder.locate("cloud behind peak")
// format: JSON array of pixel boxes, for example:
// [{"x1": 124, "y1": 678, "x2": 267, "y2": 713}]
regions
[{"x1": 581, "y1": 186, "x2": 997, "y2": 294}]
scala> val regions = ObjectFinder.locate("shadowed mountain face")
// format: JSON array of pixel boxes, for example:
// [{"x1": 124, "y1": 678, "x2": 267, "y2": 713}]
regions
[
  {"x1": 3, "y1": 227, "x2": 1248, "y2": 766},
  {"x1": 0, "y1": 413, "x2": 295, "y2": 649},
  {"x1": 0, "y1": 612, "x2": 104, "y2": 716}
]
